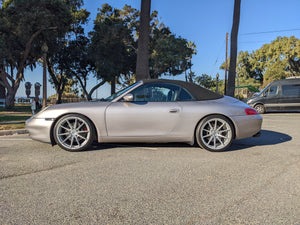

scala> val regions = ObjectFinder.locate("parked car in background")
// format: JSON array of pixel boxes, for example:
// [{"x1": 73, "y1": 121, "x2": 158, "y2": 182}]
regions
[
  {"x1": 247, "y1": 78, "x2": 300, "y2": 114},
  {"x1": 26, "y1": 79, "x2": 262, "y2": 152}
]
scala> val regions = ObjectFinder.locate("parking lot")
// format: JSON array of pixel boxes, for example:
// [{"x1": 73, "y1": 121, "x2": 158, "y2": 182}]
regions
[{"x1": 0, "y1": 113, "x2": 300, "y2": 224}]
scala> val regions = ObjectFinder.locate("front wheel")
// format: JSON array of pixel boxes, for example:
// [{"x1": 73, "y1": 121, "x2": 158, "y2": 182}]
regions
[
  {"x1": 53, "y1": 114, "x2": 95, "y2": 151},
  {"x1": 196, "y1": 115, "x2": 234, "y2": 152}
]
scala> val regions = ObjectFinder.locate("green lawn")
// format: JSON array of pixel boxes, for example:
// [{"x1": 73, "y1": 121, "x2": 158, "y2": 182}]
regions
[
  {"x1": 0, "y1": 105, "x2": 32, "y2": 113},
  {"x1": 0, "y1": 115, "x2": 31, "y2": 122}
]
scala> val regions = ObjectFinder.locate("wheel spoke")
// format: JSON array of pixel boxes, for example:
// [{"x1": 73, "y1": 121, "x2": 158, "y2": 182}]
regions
[
  {"x1": 203, "y1": 134, "x2": 211, "y2": 138},
  {"x1": 213, "y1": 136, "x2": 216, "y2": 149},
  {"x1": 74, "y1": 136, "x2": 80, "y2": 146},
  {"x1": 76, "y1": 122, "x2": 84, "y2": 131},
  {"x1": 214, "y1": 119, "x2": 217, "y2": 130},
  {"x1": 218, "y1": 134, "x2": 228, "y2": 139},
  {"x1": 74, "y1": 118, "x2": 78, "y2": 129},
  {"x1": 61, "y1": 125, "x2": 70, "y2": 130},
  {"x1": 62, "y1": 134, "x2": 71, "y2": 144},
  {"x1": 70, "y1": 136, "x2": 74, "y2": 148},
  {"x1": 77, "y1": 130, "x2": 88, "y2": 134},
  {"x1": 207, "y1": 136, "x2": 213, "y2": 145},
  {"x1": 58, "y1": 132, "x2": 69, "y2": 136},
  {"x1": 77, "y1": 134, "x2": 87, "y2": 140},
  {"x1": 216, "y1": 136, "x2": 224, "y2": 146},
  {"x1": 66, "y1": 120, "x2": 72, "y2": 129},
  {"x1": 217, "y1": 122, "x2": 225, "y2": 131}
]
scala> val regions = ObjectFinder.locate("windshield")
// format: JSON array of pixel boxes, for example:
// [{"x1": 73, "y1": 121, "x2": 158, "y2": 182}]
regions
[
  {"x1": 104, "y1": 81, "x2": 141, "y2": 102},
  {"x1": 256, "y1": 83, "x2": 271, "y2": 96}
]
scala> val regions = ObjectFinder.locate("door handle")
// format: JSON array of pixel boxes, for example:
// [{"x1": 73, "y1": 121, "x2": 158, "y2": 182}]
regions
[{"x1": 169, "y1": 108, "x2": 179, "y2": 113}]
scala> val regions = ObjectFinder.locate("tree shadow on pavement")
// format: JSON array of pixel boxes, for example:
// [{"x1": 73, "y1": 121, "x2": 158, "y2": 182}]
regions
[{"x1": 228, "y1": 129, "x2": 292, "y2": 151}]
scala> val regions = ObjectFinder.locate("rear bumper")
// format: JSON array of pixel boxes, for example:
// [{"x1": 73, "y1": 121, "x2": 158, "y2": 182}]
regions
[
  {"x1": 231, "y1": 114, "x2": 263, "y2": 139},
  {"x1": 26, "y1": 117, "x2": 53, "y2": 143}
]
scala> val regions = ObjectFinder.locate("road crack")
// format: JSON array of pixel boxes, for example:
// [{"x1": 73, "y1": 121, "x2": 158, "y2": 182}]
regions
[{"x1": 0, "y1": 161, "x2": 79, "y2": 180}]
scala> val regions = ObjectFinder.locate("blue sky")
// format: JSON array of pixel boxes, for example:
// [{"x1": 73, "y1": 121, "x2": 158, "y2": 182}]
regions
[{"x1": 19, "y1": 0, "x2": 300, "y2": 98}]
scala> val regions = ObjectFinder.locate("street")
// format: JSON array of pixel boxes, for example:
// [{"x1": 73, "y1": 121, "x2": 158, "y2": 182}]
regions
[{"x1": 0, "y1": 113, "x2": 300, "y2": 224}]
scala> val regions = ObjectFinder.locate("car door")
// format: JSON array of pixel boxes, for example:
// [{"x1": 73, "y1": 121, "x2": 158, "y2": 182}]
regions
[
  {"x1": 263, "y1": 85, "x2": 280, "y2": 111},
  {"x1": 105, "y1": 83, "x2": 182, "y2": 137}
]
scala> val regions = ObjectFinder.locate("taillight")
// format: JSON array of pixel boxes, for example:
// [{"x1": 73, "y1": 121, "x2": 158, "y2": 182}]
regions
[{"x1": 245, "y1": 108, "x2": 258, "y2": 115}]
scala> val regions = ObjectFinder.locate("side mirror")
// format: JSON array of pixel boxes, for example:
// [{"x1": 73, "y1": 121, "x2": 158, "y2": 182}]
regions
[{"x1": 123, "y1": 93, "x2": 133, "y2": 102}]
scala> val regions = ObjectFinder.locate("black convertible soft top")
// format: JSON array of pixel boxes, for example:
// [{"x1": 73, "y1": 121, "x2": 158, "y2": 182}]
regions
[{"x1": 142, "y1": 79, "x2": 223, "y2": 101}]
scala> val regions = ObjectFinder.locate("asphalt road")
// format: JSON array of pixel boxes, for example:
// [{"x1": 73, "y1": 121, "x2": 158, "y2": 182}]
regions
[{"x1": 0, "y1": 113, "x2": 300, "y2": 224}]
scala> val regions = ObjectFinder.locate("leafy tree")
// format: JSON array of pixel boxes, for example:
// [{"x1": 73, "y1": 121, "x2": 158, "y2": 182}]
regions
[
  {"x1": 0, "y1": 0, "x2": 72, "y2": 109},
  {"x1": 89, "y1": 4, "x2": 136, "y2": 95},
  {"x1": 255, "y1": 36, "x2": 300, "y2": 85},
  {"x1": 195, "y1": 74, "x2": 215, "y2": 89},
  {"x1": 221, "y1": 36, "x2": 300, "y2": 88},
  {"x1": 149, "y1": 27, "x2": 195, "y2": 79},
  {"x1": 227, "y1": 0, "x2": 241, "y2": 97},
  {"x1": 46, "y1": 0, "x2": 90, "y2": 103}
]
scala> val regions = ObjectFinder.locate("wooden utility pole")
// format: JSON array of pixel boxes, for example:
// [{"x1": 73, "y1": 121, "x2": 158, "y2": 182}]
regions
[{"x1": 224, "y1": 32, "x2": 229, "y2": 95}]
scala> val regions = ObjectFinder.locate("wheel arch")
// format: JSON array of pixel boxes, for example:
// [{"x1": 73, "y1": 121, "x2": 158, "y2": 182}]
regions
[
  {"x1": 50, "y1": 113, "x2": 98, "y2": 146},
  {"x1": 253, "y1": 102, "x2": 265, "y2": 108},
  {"x1": 193, "y1": 113, "x2": 237, "y2": 142}
]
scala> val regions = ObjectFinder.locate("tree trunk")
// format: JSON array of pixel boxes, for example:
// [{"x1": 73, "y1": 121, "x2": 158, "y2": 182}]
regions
[
  {"x1": 56, "y1": 89, "x2": 63, "y2": 104},
  {"x1": 135, "y1": 0, "x2": 151, "y2": 81},
  {"x1": 227, "y1": 0, "x2": 241, "y2": 97},
  {"x1": 5, "y1": 87, "x2": 17, "y2": 110},
  {"x1": 0, "y1": 84, "x2": 5, "y2": 99},
  {"x1": 111, "y1": 77, "x2": 116, "y2": 95}
]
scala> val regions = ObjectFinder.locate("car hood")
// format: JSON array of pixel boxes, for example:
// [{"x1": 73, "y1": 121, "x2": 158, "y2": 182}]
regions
[{"x1": 34, "y1": 101, "x2": 110, "y2": 119}]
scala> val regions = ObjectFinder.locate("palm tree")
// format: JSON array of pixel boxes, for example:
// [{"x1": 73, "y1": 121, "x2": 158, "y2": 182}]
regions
[
  {"x1": 135, "y1": 0, "x2": 151, "y2": 81},
  {"x1": 227, "y1": 0, "x2": 241, "y2": 97}
]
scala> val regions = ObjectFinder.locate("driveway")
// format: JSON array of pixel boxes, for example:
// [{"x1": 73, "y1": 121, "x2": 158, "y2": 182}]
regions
[{"x1": 0, "y1": 113, "x2": 299, "y2": 224}]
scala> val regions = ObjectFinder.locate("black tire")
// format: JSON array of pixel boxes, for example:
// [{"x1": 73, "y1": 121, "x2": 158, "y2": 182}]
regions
[
  {"x1": 254, "y1": 104, "x2": 265, "y2": 114},
  {"x1": 196, "y1": 115, "x2": 234, "y2": 152},
  {"x1": 53, "y1": 114, "x2": 95, "y2": 151}
]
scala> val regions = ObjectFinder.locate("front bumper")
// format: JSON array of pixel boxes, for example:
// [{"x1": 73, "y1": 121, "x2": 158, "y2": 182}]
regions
[{"x1": 26, "y1": 117, "x2": 54, "y2": 143}]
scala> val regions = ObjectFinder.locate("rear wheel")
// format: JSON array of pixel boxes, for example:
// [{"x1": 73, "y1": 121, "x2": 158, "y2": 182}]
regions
[
  {"x1": 254, "y1": 104, "x2": 265, "y2": 114},
  {"x1": 196, "y1": 115, "x2": 234, "y2": 152},
  {"x1": 54, "y1": 114, "x2": 94, "y2": 151}
]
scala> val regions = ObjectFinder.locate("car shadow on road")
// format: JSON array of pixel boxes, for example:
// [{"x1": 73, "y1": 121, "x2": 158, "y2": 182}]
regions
[
  {"x1": 228, "y1": 129, "x2": 292, "y2": 151},
  {"x1": 86, "y1": 129, "x2": 292, "y2": 152}
]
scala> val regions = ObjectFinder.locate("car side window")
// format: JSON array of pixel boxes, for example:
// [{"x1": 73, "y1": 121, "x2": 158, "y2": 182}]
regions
[
  {"x1": 265, "y1": 86, "x2": 277, "y2": 97},
  {"x1": 177, "y1": 88, "x2": 195, "y2": 101},
  {"x1": 130, "y1": 83, "x2": 180, "y2": 102},
  {"x1": 282, "y1": 84, "x2": 300, "y2": 97}
]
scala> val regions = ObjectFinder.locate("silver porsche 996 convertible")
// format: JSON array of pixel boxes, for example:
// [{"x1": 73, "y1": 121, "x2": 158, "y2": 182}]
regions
[{"x1": 26, "y1": 79, "x2": 262, "y2": 152}]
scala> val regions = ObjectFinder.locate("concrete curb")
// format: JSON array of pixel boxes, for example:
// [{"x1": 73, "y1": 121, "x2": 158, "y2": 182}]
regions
[{"x1": 0, "y1": 129, "x2": 28, "y2": 136}]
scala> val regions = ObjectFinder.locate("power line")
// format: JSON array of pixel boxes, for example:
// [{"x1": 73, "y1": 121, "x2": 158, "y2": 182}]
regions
[{"x1": 240, "y1": 28, "x2": 300, "y2": 36}]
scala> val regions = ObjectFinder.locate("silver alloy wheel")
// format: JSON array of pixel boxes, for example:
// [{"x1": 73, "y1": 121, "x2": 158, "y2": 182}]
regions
[
  {"x1": 55, "y1": 115, "x2": 92, "y2": 151},
  {"x1": 254, "y1": 104, "x2": 265, "y2": 114},
  {"x1": 197, "y1": 116, "x2": 233, "y2": 152}
]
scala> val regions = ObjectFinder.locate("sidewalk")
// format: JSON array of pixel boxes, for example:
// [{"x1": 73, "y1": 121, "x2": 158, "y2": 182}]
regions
[{"x1": 0, "y1": 129, "x2": 28, "y2": 136}]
